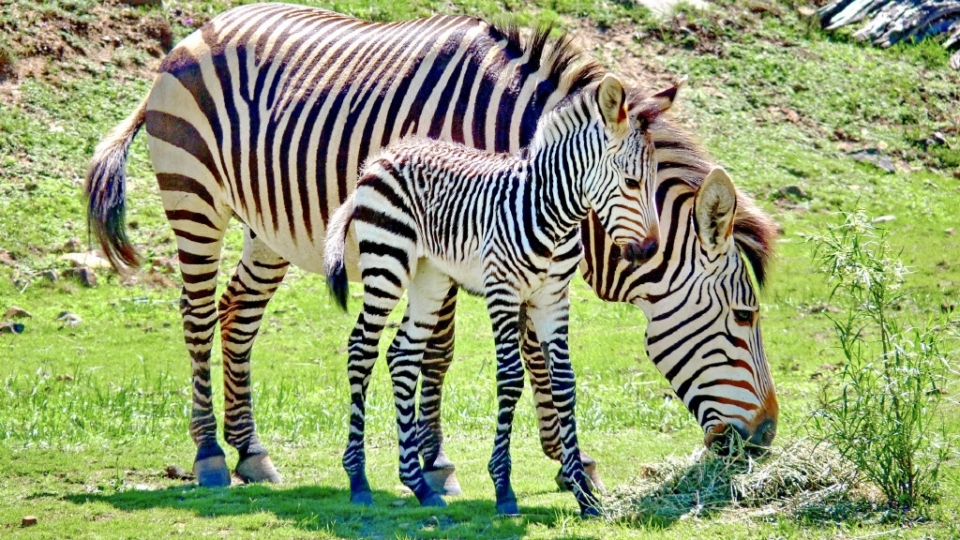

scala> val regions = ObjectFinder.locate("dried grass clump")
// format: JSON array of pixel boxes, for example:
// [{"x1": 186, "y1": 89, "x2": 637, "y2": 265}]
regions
[{"x1": 604, "y1": 439, "x2": 883, "y2": 526}]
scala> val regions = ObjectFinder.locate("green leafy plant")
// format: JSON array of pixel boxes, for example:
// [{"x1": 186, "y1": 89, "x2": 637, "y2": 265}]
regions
[{"x1": 810, "y1": 208, "x2": 951, "y2": 511}]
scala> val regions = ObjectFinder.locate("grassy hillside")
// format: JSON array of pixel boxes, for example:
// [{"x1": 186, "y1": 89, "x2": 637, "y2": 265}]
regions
[{"x1": 1, "y1": 0, "x2": 958, "y2": 538}]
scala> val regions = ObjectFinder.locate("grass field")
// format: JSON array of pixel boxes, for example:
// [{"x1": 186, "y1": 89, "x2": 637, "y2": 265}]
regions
[{"x1": 1, "y1": 0, "x2": 959, "y2": 538}]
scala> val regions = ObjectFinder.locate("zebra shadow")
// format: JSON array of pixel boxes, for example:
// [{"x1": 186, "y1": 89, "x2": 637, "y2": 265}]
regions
[{"x1": 63, "y1": 484, "x2": 569, "y2": 538}]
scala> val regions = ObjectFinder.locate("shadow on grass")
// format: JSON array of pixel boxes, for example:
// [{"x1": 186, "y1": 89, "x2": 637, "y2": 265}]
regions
[{"x1": 64, "y1": 484, "x2": 571, "y2": 538}]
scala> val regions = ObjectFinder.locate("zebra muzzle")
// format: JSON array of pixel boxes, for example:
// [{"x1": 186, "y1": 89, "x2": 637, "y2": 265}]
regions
[{"x1": 620, "y1": 236, "x2": 659, "y2": 265}]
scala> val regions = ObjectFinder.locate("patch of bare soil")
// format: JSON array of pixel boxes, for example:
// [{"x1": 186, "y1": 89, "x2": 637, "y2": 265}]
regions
[{"x1": 0, "y1": 1, "x2": 188, "y2": 104}]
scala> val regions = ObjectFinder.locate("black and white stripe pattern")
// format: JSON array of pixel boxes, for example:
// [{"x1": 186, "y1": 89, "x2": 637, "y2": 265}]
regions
[
  {"x1": 324, "y1": 75, "x2": 672, "y2": 515},
  {"x1": 84, "y1": 3, "x2": 778, "y2": 495}
]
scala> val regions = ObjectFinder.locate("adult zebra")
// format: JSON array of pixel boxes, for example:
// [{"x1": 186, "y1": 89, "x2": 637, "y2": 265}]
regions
[{"x1": 85, "y1": 2, "x2": 779, "y2": 491}]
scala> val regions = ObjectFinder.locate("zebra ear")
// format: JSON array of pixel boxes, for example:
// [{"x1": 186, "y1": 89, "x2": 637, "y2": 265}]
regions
[
  {"x1": 643, "y1": 77, "x2": 687, "y2": 114},
  {"x1": 694, "y1": 167, "x2": 737, "y2": 257},
  {"x1": 597, "y1": 74, "x2": 629, "y2": 138}
]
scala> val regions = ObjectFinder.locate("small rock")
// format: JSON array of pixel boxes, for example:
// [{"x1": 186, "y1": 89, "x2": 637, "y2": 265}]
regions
[
  {"x1": 0, "y1": 321, "x2": 25, "y2": 334},
  {"x1": 62, "y1": 238, "x2": 83, "y2": 253},
  {"x1": 848, "y1": 148, "x2": 895, "y2": 174},
  {"x1": 57, "y1": 312, "x2": 82, "y2": 328},
  {"x1": 946, "y1": 228, "x2": 957, "y2": 236},
  {"x1": 391, "y1": 500, "x2": 407, "y2": 507},
  {"x1": 930, "y1": 132, "x2": 947, "y2": 146},
  {"x1": 871, "y1": 215, "x2": 896, "y2": 224},
  {"x1": 62, "y1": 267, "x2": 98, "y2": 287},
  {"x1": 797, "y1": 6, "x2": 815, "y2": 17},
  {"x1": 165, "y1": 465, "x2": 194, "y2": 480},
  {"x1": 4, "y1": 306, "x2": 32, "y2": 319},
  {"x1": 777, "y1": 185, "x2": 809, "y2": 201},
  {"x1": 40, "y1": 270, "x2": 58, "y2": 283},
  {"x1": 60, "y1": 252, "x2": 111, "y2": 269},
  {"x1": 22, "y1": 516, "x2": 37, "y2": 527}
]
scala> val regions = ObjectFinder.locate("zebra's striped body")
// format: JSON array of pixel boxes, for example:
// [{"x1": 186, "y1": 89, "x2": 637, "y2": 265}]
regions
[
  {"x1": 85, "y1": 2, "x2": 779, "y2": 494},
  {"x1": 323, "y1": 76, "x2": 670, "y2": 514}
]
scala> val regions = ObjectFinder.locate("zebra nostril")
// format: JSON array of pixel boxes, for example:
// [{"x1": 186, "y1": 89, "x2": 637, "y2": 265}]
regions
[{"x1": 622, "y1": 237, "x2": 659, "y2": 264}]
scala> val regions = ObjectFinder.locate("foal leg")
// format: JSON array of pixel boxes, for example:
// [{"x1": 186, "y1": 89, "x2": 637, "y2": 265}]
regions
[
  {"x1": 388, "y1": 263, "x2": 452, "y2": 507},
  {"x1": 527, "y1": 285, "x2": 599, "y2": 517},
  {"x1": 418, "y1": 286, "x2": 462, "y2": 496},
  {"x1": 343, "y1": 231, "x2": 414, "y2": 505},
  {"x1": 519, "y1": 313, "x2": 606, "y2": 493},
  {"x1": 218, "y1": 227, "x2": 288, "y2": 483},
  {"x1": 485, "y1": 287, "x2": 525, "y2": 516}
]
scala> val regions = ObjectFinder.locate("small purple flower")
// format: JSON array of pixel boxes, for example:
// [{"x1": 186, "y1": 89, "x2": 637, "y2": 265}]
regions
[{"x1": 184, "y1": 18, "x2": 194, "y2": 26}]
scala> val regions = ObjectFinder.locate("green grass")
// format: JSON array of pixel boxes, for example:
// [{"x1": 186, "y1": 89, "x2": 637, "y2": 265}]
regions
[{"x1": 1, "y1": 0, "x2": 960, "y2": 538}]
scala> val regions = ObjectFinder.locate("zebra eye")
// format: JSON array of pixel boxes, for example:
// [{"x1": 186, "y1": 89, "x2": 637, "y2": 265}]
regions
[
  {"x1": 624, "y1": 177, "x2": 641, "y2": 189},
  {"x1": 733, "y1": 309, "x2": 754, "y2": 325}
]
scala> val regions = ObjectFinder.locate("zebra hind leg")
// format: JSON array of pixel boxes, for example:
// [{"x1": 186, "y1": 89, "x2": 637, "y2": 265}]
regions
[
  {"x1": 519, "y1": 312, "x2": 606, "y2": 493},
  {"x1": 417, "y1": 286, "x2": 462, "y2": 497},
  {"x1": 218, "y1": 227, "x2": 288, "y2": 484},
  {"x1": 388, "y1": 264, "x2": 452, "y2": 507},
  {"x1": 170, "y1": 213, "x2": 231, "y2": 487}
]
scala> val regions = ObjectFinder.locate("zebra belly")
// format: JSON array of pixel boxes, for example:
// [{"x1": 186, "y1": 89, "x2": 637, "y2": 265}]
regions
[{"x1": 426, "y1": 254, "x2": 485, "y2": 295}]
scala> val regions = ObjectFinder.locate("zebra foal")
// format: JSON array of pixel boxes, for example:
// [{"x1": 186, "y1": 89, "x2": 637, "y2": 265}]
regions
[{"x1": 324, "y1": 74, "x2": 676, "y2": 516}]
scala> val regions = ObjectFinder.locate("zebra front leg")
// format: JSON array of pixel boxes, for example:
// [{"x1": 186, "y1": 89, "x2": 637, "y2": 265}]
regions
[
  {"x1": 418, "y1": 286, "x2": 462, "y2": 497},
  {"x1": 389, "y1": 264, "x2": 452, "y2": 507},
  {"x1": 519, "y1": 312, "x2": 606, "y2": 493},
  {"x1": 485, "y1": 290, "x2": 525, "y2": 516},
  {"x1": 218, "y1": 228, "x2": 288, "y2": 484},
  {"x1": 526, "y1": 291, "x2": 599, "y2": 517}
]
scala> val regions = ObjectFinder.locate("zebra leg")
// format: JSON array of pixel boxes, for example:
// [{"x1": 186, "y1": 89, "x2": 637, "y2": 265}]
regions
[
  {"x1": 343, "y1": 247, "x2": 413, "y2": 506},
  {"x1": 519, "y1": 312, "x2": 606, "y2": 493},
  {"x1": 388, "y1": 264, "x2": 452, "y2": 507},
  {"x1": 485, "y1": 290, "x2": 524, "y2": 516},
  {"x1": 168, "y1": 210, "x2": 231, "y2": 488},
  {"x1": 526, "y1": 290, "x2": 599, "y2": 517},
  {"x1": 417, "y1": 286, "x2": 462, "y2": 497},
  {"x1": 218, "y1": 227, "x2": 288, "y2": 484}
]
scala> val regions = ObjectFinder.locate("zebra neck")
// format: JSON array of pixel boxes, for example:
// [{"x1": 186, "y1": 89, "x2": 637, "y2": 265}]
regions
[{"x1": 526, "y1": 136, "x2": 596, "y2": 239}]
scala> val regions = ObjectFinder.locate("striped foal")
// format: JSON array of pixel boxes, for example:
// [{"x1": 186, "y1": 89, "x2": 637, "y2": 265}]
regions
[{"x1": 324, "y1": 75, "x2": 675, "y2": 515}]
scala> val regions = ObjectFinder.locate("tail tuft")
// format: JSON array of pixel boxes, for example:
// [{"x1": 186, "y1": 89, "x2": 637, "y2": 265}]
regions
[
  {"x1": 84, "y1": 97, "x2": 148, "y2": 271},
  {"x1": 327, "y1": 260, "x2": 349, "y2": 312},
  {"x1": 324, "y1": 195, "x2": 356, "y2": 313}
]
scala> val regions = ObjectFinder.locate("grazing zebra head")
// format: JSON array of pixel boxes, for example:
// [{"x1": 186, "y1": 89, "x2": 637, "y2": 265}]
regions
[{"x1": 581, "y1": 117, "x2": 780, "y2": 451}]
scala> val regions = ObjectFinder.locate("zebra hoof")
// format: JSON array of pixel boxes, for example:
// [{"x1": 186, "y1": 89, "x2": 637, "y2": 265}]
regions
[
  {"x1": 424, "y1": 467, "x2": 462, "y2": 497},
  {"x1": 419, "y1": 493, "x2": 447, "y2": 508},
  {"x1": 236, "y1": 453, "x2": 282, "y2": 484},
  {"x1": 580, "y1": 505, "x2": 601, "y2": 519},
  {"x1": 495, "y1": 499, "x2": 520, "y2": 516},
  {"x1": 554, "y1": 462, "x2": 605, "y2": 493},
  {"x1": 351, "y1": 491, "x2": 374, "y2": 506},
  {"x1": 194, "y1": 455, "x2": 231, "y2": 488}
]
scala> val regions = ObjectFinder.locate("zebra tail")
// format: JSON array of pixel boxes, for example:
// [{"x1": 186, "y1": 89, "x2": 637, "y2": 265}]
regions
[
  {"x1": 324, "y1": 197, "x2": 355, "y2": 312},
  {"x1": 84, "y1": 95, "x2": 149, "y2": 271}
]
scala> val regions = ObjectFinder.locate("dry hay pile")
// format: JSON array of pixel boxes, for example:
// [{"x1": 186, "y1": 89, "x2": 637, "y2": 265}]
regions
[{"x1": 603, "y1": 439, "x2": 883, "y2": 525}]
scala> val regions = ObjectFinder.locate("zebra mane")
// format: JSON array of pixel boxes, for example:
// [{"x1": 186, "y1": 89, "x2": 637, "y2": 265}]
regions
[
  {"x1": 488, "y1": 20, "x2": 605, "y2": 95},
  {"x1": 626, "y1": 89, "x2": 779, "y2": 287}
]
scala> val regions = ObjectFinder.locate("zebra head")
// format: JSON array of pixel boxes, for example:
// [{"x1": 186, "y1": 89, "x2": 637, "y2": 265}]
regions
[
  {"x1": 639, "y1": 167, "x2": 779, "y2": 451},
  {"x1": 588, "y1": 75, "x2": 679, "y2": 265}
]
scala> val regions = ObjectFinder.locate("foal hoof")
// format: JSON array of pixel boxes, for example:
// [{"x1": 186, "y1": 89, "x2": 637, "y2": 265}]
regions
[
  {"x1": 194, "y1": 455, "x2": 231, "y2": 488},
  {"x1": 236, "y1": 453, "x2": 281, "y2": 484},
  {"x1": 420, "y1": 493, "x2": 447, "y2": 508},
  {"x1": 495, "y1": 499, "x2": 520, "y2": 516},
  {"x1": 351, "y1": 491, "x2": 374, "y2": 506},
  {"x1": 554, "y1": 462, "x2": 606, "y2": 493},
  {"x1": 580, "y1": 505, "x2": 601, "y2": 519},
  {"x1": 424, "y1": 467, "x2": 462, "y2": 497}
]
